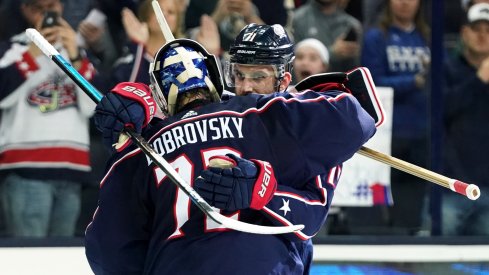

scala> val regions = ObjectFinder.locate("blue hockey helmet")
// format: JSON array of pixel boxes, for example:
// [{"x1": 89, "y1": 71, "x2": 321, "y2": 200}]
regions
[
  {"x1": 149, "y1": 39, "x2": 224, "y2": 116},
  {"x1": 225, "y1": 24, "x2": 294, "y2": 88}
]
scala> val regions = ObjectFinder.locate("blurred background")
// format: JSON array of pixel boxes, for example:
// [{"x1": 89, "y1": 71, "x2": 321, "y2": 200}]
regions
[{"x1": 0, "y1": 0, "x2": 488, "y2": 274}]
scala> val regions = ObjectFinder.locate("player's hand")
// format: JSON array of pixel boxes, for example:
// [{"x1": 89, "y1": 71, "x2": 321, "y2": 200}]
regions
[
  {"x1": 194, "y1": 154, "x2": 277, "y2": 211},
  {"x1": 94, "y1": 82, "x2": 156, "y2": 151}
]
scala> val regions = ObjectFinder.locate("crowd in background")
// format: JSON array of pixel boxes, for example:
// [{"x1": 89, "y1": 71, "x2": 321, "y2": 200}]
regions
[{"x1": 0, "y1": 0, "x2": 488, "y2": 239}]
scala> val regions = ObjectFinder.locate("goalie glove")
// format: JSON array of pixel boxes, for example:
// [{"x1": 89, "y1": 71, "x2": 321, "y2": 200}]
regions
[
  {"x1": 94, "y1": 82, "x2": 156, "y2": 151},
  {"x1": 195, "y1": 154, "x2": 278, "y2": 212}
]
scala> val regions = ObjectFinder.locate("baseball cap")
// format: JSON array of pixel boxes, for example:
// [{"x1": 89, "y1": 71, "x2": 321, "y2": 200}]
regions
[{"x1": 467, "y1": 3, "x2": 489, "y2": 24}]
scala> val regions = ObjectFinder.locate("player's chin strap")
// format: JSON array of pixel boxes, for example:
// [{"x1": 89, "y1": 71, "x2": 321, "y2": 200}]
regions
[{"x1": 275, "y1": 60, "x2": 294, "y2": 92}]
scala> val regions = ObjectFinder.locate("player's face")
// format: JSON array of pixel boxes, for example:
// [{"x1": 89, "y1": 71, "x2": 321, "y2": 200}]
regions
[
  {"x1": 463, "y1": 21, "x2": 489, "y2": 56},
  {"x1": 233, "y1": 64, "x2": 278, "y2": 96},
  {"x1": 294, "y1": 46, "x2": 328, "y2": 82}
]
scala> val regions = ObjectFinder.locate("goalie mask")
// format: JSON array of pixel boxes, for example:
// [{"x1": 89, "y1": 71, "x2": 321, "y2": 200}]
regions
[
  {"x1": 149, "y1": 39, "x2": 224, "y2": 116},
  {"x1": 225, "y1": 24, "x2": 294, "y2": 90}
]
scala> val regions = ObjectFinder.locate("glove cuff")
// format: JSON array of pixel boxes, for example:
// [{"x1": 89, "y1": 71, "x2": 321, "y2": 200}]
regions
[
  {"x1": 111, "y1": 82, "x2": 156, "y2": 126},
  {"x1": 249, "y1": 159, "x2": 277, "y2": 210}
]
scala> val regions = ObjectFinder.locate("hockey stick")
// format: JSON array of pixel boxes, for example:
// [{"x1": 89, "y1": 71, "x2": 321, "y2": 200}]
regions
[
  {"x1": 152, "y1": 0, "x2": 174, "y2": 42},
  {"x1": 357, "y1": 146, "x2": 480, "y2": 200},
  {"x1": 296, "y1": 69, "x2": 480, "y2": 200},
  {"x1": 25, "y1": 28, "x2": 303, "y2": 235}
]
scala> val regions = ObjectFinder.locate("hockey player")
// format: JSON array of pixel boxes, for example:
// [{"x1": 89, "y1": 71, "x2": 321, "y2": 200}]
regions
[
  {"x1": 224, "y1": 23, "x2": 294, "y2": 95},
  {"x1": 85, "y1": 34, "x2": 376, "y2": 274}
]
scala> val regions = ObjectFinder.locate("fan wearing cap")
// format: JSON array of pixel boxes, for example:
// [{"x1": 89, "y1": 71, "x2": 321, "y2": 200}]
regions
[
  {"x1": 462, "y1": 0, "x2": 489, "y2": 11},
  {"x1": 442, "y1": 2, "x2": 489, "y2": 236},
  {"x1": 292, "y1": 38, "x2": 330, "y2": 83}
]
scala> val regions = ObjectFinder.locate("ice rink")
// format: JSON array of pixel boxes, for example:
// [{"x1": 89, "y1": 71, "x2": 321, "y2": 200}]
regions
[{"x1": 1, "y1": 243, "x2": 488, "y2": 275}]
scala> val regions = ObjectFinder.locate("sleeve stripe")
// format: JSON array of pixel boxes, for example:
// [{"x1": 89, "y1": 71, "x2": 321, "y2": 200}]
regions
[
  {"x1": 262, "y1": 206, "x2": 312, "y2": 240},
  {"x1": 274, "y1": 168, "x2": 337, "y2": 205},
  {"x1": 100, "y1": 148, "x2": 142, "y2": 187}
]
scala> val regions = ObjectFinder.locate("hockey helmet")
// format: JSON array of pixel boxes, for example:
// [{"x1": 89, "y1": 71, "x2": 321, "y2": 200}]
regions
[
  {"x1": 225, "y1": 24, "x2": 294, "y2": 88},
  {"x1": 149, "y1": 39, "x2": 224, "y2": 116}
]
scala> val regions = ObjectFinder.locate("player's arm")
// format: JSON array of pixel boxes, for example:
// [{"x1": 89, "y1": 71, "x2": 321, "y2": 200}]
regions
[
  {"x1": 85, "y1": 149, "x2": 152, "y2": 274},
  {"x1": 256, "y1": 89, "x2": 376, "y2": 175},
  {"x1": 261, "y1": 169, "x2": 340, "y2": 241},
  {"x1": 194, "y1": 155, "x2": 339, "y2": 241}
]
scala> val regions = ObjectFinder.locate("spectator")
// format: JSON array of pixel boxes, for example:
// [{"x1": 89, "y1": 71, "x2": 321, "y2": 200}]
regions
[
  {"x1": 292, "y1": 38, "x2": 330, "y2": 84},
  {"x1": 462, "y1": 0, "x2": 489, "y2": 11},
  {"x1": 109, "y1": 0, "x2": 181, "y2": 86},
  {"x1": 444, "y1": 0, "x2": 489, "y2": 57},
  {"x1": 0, "y1": 0, "x2": 96, "y2": 237},
  {"x1": 94, "y1": 0, "x2": 141, "y2": 58},
  {"x1": 292, "y1": 0, "x2": 362, "y2": 72},
  {"x1": 361, "y1": 0, "x2": 431, "y2": 235},
  {"x1": 184, "y1": 0, "x2": 271, "y2": 51},
  {"x1": 442, "y1": 3, "x2": 489, "y2": 236},
  {"x1": 77, "y1": 6, "x2": 118, "y2": 74},
  {"x1": 109, "y1": 0, "x2": 220, "y2": 85}
]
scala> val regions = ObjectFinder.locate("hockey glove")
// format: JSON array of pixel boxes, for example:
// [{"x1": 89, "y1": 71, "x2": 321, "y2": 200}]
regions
[
  {"x1": 94, "y1": 82, "x2": 156, "y2": 151},
  {"x1": 194, "y1": 154, "x2": 277, "y2": 212}
]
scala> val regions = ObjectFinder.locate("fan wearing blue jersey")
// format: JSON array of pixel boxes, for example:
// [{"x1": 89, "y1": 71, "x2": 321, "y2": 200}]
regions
[{"x1": 85, "y1": 30, "x2": 376, "y2": 275}]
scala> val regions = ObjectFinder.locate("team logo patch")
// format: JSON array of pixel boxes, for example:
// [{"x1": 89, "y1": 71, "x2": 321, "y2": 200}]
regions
[{"x1": 27, "y1": 81, "x2": 77, "y2": 113}]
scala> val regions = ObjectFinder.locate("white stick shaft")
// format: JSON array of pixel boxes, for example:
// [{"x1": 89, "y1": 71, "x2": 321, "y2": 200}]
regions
[{"x1": 152, "y1": 0, "x2": 175, "y2": 42}]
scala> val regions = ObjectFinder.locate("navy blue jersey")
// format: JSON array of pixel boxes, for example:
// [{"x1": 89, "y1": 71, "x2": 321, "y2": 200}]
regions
[{"x1": 85, "y1": 88, "x2": 376, "y2": 274}]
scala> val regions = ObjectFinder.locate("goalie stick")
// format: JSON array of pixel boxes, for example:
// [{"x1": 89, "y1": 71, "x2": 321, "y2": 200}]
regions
[
  {"x1": 295, "y1": 67, "x2": 480, "y2": 200},
  {"x1": 25, "y1": 28, "x2": 304, "y2": 235}
]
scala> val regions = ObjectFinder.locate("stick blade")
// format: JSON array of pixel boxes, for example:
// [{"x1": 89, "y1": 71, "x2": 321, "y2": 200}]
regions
[{"x1": 213, "y1": 212, "x2": 304, "y2": 234}]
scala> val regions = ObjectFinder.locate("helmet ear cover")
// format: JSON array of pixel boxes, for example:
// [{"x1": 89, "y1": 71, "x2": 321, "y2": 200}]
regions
[{"x1": 149, "y1": 39, "x2": 224, "y2": 115}]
